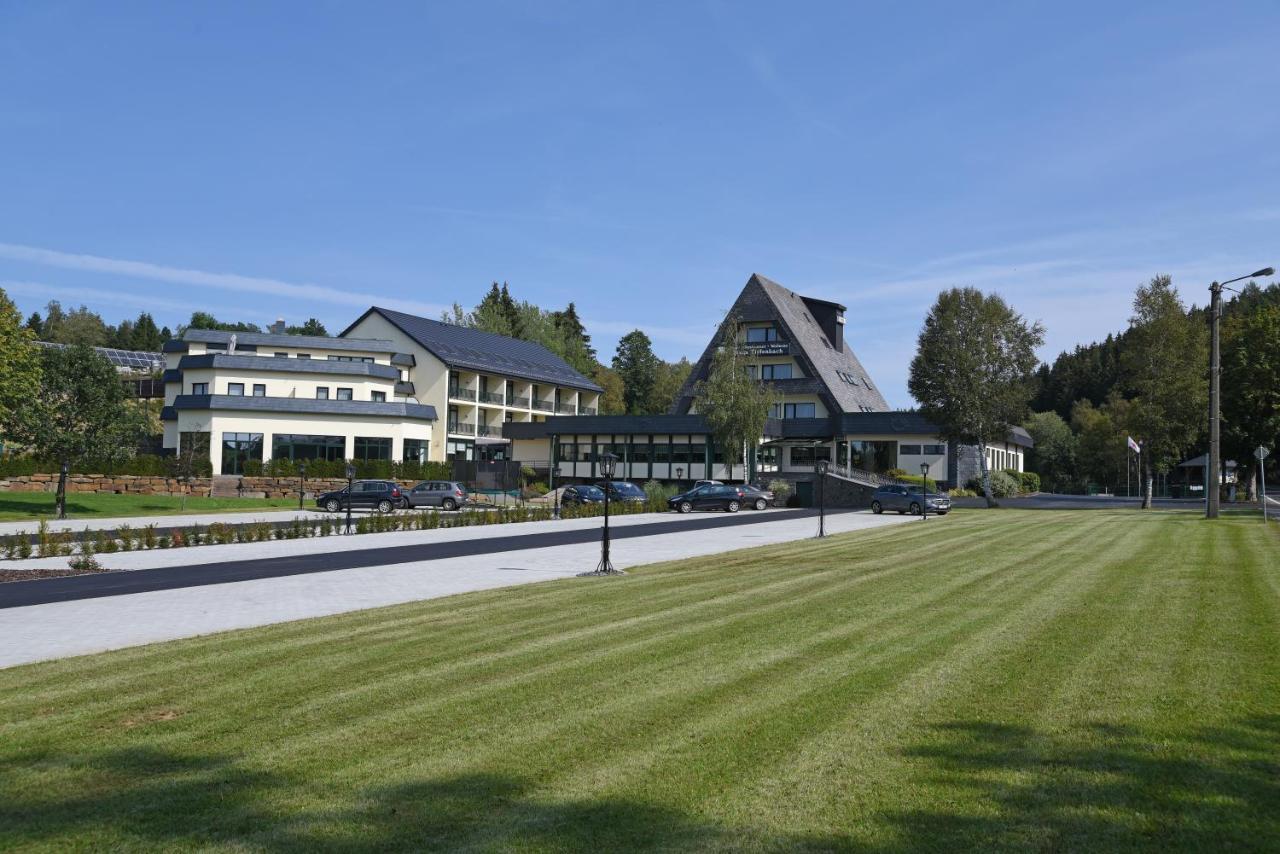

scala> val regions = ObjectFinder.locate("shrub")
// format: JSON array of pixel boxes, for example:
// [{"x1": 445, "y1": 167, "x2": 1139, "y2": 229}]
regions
[
  {"x1": 883, "y1": 468, "x2": 909, "y2": 480},
  {"x1": 1009, "y1": 470, "x2": 1040, "y2": 494},
  {"x1": 988, "y1": 470, "x2": 1020, "y2": 498},
  {"x1": 948, "y1": 487, "x2": 977, "y2": 498},
  {"x1": 68, "y1": 552, "x2": 103, "y2": 573},
  {"x1": 116, "y1": 524, "x2": 134, "y2": 552},
  {"x1": 36, "y1": 520, "x2": 51, "y2": 558},
  {"x1": 242, "y1": 459, "x2": 264, "y2": 477},
  {"x1": 169, "y1": 529, "x2": 186, "y2": 548},
  {"x1": 2, "y1": 536, "x2": 17, "y2": 561},
  {"x1": 142, "y1": 524, "x2": 159, "y2": 550},
  {"x1": 16, "y1": 535, "x2": 33, "y2": 560}
]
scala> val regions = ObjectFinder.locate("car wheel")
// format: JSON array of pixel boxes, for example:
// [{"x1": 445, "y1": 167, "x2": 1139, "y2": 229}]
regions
[
  {"x1": 398, "y1": 498, "x2": 410, "y2": 510},
  {"x1": 727, "y1": 500, "x2": 740, "y2": 513},
  {"x1": 377, "y1": 499, "x2": 393, "y2": 514},
  {"x1": 754, "y1": 498, "x2": 767, "y2": 510},
  {"x1": 325, "y1": 499, "x2": 341, "y2": 513},
  {"x1": 679, "y1": 501, "x2": 693, "y2": 514},
  {"x1": 871, "y1": 501, "x2": 882, "y2": 514},
  {"x1": 442, "y1": 498, "x2": 457, "y2": 511},
  {"x1": 909, "y1": 502, "x2": 921, "y2": 515}
]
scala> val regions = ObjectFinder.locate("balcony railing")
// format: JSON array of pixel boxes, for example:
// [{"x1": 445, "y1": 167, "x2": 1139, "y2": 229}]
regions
[
  {"x1": 506, "y1": 395, "x2": 531, "y2": 408},
  {"x1": 533, "y1": 398, "x2": 554, "y2": 411},
  {"x1": 556, "y1": 403, "x2": 577, "y2": 415},
  {"x1": 578, "y1": 407, "x2": 597, "y2": 416},
  {"x1": 448, "y1": 421, "x2": 476, "y2": 435},
  {"x1": 477, "y1": 424, "x2": 499, "y2": 437},
  {"x1": 448, "y1": 386, "x2": 477, "y2": 402},
  {"x1": 478, "y1": 391, "x2": 505, "y2": 405}
]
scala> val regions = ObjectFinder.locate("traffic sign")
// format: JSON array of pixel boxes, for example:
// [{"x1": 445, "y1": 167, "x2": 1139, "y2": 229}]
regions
[{"x1": 1256, "y1": 446, "x2": 1271, "y2": 461}]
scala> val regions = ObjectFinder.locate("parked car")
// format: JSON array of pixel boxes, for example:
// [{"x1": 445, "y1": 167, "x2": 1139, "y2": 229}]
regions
[
  {"x1": 870, "y1": 484, "x2": 951, "y2": 516},
  {"x1": 739, "y1": 484, "x2": 775, "y2": 510},
  {"x1": 403, "y1": 480, "x2": 469, "y2": 511},
  {"x1": 316, "y1": 480, "x2": 404, "y2": 514},
  {"x1": 668, "y1": 484, "x2": 748, "y2": 513},
  {"x1": 560, "y1": 484, "x2": 605, "y2": 506},
  {"x1": 594, "y1": 481, "x2": 647, "y2": 503}
]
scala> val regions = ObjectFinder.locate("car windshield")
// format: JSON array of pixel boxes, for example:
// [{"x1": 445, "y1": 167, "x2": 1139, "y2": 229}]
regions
[
  {"x1": 605, "y1": 482, "x2": 644, "y2": 496},
  {"x1": 578, "y1": 486, "x2": 604, "y2": 498}
]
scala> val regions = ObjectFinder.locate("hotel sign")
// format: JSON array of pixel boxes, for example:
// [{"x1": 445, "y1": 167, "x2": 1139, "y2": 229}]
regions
[{"x1": 737, "y1": 341, "x2": 790, "y2": 357}]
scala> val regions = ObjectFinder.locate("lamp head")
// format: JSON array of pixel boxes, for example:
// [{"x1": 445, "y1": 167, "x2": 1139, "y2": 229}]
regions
[
  {"x1": 600, "y1": 452, "x2": 619, "y2": 479},
  {"x1": 816, "y1": 459, "x2": 829, "y2": 475},
  {"x1": 345, "y1": 463, "x2": 355, "y2": 480},
  {"x1": 920, "y1": 461, "x2": 930, "y2": 476},
  {"x1": 1252, "y1": 267, "x2": 1275, "y2": 278}
]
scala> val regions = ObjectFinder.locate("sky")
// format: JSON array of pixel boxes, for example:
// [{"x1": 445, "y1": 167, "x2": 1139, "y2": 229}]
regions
[{"x1": 2, "y1": 2, "x2": 1278, "y2": 408}]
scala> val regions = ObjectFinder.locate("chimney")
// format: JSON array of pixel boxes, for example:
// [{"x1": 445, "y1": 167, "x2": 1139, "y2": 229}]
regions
[
  {"x1": 800, "y1": 297, "x2": 846, "y2": 352},
  {"x1": 268, "y1": 317, "x2": 286, "y2": 335}
]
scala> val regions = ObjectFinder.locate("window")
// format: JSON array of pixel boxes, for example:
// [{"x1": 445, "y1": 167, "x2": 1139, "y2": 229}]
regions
[
  {"x1": 316, "y1": 387, "x2": 330, "y2": 400},
  {"x1": 789, "y1": 445, "x2": 832, "y2": 466},
  {"x1": 900, "y1": 444, "x2": 922, "y2": 455},
  {"x1": 848, "y1": 440, "x2": 897, "y2": 473},
  {"x1": 653, "y1": 442, "x2": 671, "y2": 464},
  {"x1": 191, "y1": 382, "x2": 208, "y2": 395},
  {"x1": 403, "y1": 438, "x2": 429, "y2": 463},
  {"x1": 328, "y1": 355, "x2": 374, "y2": 363},
  {"x1": 220, "y1": 432, "x2": 263, "y2": 475},
  {"x1": 557, "y1": 442, "x2": 576, "y2": 463},
  {"x1": 252, "y1": 384, "x2": 266, "y2": 397},
  {"x1": 923, "y1": 444, "x2": 945, "y2": 456},
  {"x1": 274, "y1": 352, "x2": 288, "y2": 358},
  {"x1": 746, "y1": 325, "x2": 779, "y2": 343},
  {"x1": 354, "y1": 437, "x2": 392, "y2": 461},
  {"x1": 760, "y1": 364, "x2": 792, "y2": 380},
  {"x1": 758, "y1": 445, "x2": 779, "y2": 472},
  {"x1": 630, "y1": 441, "x2": 651, "y2": 464},
  {"x1": 336, "y1": 387, "x2": 353, "y2": 401},
  {"x1": 271, "y1": 434, "x2": 345, "y2": 462},
  {"x1": 371, "y1": 391, "x2": 386, "y2": 403},
  {"x1": 228, "y1": 383, "x2": 244, "y2": 396},
  {"x1": 771, "y1": 402, "x2": 817, "y2": 419},
  {"x1": 297, "y1": 354, "x2": 311, "y2": 359},
  {"x1": 688, "y1": 443, "x2": 706, "y2": 465}
]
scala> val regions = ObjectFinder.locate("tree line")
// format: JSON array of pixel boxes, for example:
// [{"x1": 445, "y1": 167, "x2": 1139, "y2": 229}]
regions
[{"x1": 1023, "y1": 277, "x2": 1279, "y2": 501}]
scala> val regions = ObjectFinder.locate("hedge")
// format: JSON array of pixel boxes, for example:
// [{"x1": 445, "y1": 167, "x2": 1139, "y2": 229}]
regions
[{"x1": 0, "y1": 455, "x2": 211, "y2": 478}]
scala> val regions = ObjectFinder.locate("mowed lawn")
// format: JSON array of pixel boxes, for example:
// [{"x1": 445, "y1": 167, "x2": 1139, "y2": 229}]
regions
[
  {"x1": 0, "y1": 492, "x2": 296, "y2": 522},
  {"x1": 1, "y1": 510, "x2": 1277, "y2": 851}
]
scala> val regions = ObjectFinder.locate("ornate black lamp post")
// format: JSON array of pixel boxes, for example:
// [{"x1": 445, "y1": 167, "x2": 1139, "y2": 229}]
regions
[
  {"x1": 920, "y1": 461, "x2": 930, "y2": 521},
  {"x1": 675, "y1": 466, "x2": 684, "y2": 484},
  {"x1": 580, "y1": 452, "x2": 623, "y2": 576},
  {"x1": 815, "y1": 458, "x2": 828, "y2": 538},
  {"x1": 298, "y1": 461, "x2": 307, "y2": 511},
  {"x1": 344, "y1": 462, "x2": 355, "y2": 534}
]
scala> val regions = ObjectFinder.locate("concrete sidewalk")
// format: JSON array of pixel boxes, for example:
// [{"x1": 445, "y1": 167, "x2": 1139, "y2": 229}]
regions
[{"x1": 0, "y1": 509, "x2": 914, "y2": 669}]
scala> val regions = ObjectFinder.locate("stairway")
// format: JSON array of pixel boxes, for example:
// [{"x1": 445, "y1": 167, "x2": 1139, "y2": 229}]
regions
[{"x1": 210, "y1": 475, "x2": 242, "y2": 498}]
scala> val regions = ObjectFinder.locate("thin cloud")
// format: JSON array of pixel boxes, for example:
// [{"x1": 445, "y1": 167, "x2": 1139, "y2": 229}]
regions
[
  {"x1": 0, "y1": 279, "x2": 210, "y2": 316},
  {"x1": 0, "y1": 243, "x2": 450, "y2": 319}
]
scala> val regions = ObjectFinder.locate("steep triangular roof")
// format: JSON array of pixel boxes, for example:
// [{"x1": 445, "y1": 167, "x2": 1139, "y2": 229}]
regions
[
  {"x1": 672, "y1": 274, "x2": 890, "y2": 415},
  {"x1": 341, "y1": 307, "x2": 602, "y2": 392}
]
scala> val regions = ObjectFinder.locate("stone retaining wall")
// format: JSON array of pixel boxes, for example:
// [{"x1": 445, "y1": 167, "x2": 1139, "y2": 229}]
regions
[{"x1": 0, "y1": 474, "x2": 420, "y2": 500}]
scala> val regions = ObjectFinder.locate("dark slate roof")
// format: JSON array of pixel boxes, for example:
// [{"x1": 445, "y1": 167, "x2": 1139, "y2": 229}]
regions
[
  {"x1": 672, "y1": 274, "x2": 890, "y2": 416},
  {"x1": 182, "y1": 328, "x2": 396, "y2": 353},
  {"x1": 173, "y1": 353, "x2": 400, "y2": 380},
  {"x1": 841, "y1": 411, "x2": 1035, "y2": 448},
  {"x1": 343, "y1": 307, "x2": 603, "y2": 393},
  {"x1": 167, "y1": 394, "x2": 436, "y2": 421},
  {"x1": 503, "y1": 414, "x2": 790, "y2": 439}
]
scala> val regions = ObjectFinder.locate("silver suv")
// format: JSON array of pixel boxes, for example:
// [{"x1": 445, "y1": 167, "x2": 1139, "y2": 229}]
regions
[
  {"x1": 404, "y1": 480, "x2": 469, "y2": 511},
  {"x1": 870, "y1": 484, "x2": 951, "y2": 516}
]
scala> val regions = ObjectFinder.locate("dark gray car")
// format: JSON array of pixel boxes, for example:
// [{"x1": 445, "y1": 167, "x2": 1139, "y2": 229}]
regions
[
  {"x1": 870, "y1": 484, "x2": 951, "y2": 515},
  {"x1": 404, "y1": 480, "x2": 469, "y2": 511}
]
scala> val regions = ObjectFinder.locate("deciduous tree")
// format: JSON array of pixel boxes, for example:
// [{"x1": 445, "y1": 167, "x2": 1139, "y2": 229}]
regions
[
  {"x1": 908, "y1": 287, "x2": 1044, "y2": 507},
  {"x1": 0, "y1": 287, "x2": 42, "y2": 440},
  {"x1": 286, "y1": 317, "x2": 329, "y2": 337},
  {"x1": 1022, "y1": 410, "x2": 1077, "y2": 493},
  {"x1": 1120, "y1": 276, "x2": 1207, "y2": 508},
  {"x1": 694, "y1": 316, "x2": 774, "y2": 482},
  {"x1": 1221, "y1": 303, "x2": 1280, "y2": 500}
]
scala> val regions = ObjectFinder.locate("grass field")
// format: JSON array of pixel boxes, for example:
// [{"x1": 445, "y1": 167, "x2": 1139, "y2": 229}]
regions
[
  {"x1": 0, "y1": 492, "x2": 297, "y2": 522},
  {"x1": 0, "y1": 509, "x2": 1276, "y2": 851}
]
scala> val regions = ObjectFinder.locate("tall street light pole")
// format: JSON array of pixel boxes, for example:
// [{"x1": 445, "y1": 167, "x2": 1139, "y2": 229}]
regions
[
  {"x1": 1208, "y1": 266, "x2": 1274, "y2": 519},
  {"x1": 580, "y1": 452, "x2": 623, "y2": 576}
]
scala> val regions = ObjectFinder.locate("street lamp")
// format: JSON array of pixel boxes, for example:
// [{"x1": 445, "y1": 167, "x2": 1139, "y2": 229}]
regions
[
  {"x1": 345, "y1": 462, "x2": 355, "y2": 534},
  {"x1": 298, "y1": 461, "x2": 307, "y2": 511},
  {"x1": 1209, "y1": 266, "x2": 1275, "y2": 518},
  {"x1": 815, "y1": 458, "x2": 829, "y2": 538},
  {"x1": 920, "y1": 461, "x2": 930, "y2": 521},
  {"x1": 675, "y1": 466, "x2": 684, "y2": 484},
  {"x1": 58, "y1": 460, "x2": 69, "y2": 520},
  {"x1": 580, "y1": 452, "x2": 622, "y2": 576}
]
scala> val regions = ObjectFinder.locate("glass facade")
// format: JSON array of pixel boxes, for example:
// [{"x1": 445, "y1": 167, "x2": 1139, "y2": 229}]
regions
[
  {"x1": 271, "y1": 434, "x2": 345, "y2": 462},
  {"x1": 848, "y1": 440, "x2": 897, "y2": 473},
  {"x1": 354, "y1": 436, "x2": 392, "y2": 461},
  {"x1": 403, "y1": 439, "x2": 429, "y2": 463},
  {"x1": 220, "y1": 432, "x2": 263, "y2": 475},
  {"x1": 789, "y1": 445, "x2": 832, "y2": 466}
]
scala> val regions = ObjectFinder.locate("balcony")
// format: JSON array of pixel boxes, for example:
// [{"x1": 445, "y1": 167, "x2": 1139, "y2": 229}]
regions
[
  {"x1": 579, "y1": 407, "x2": 598, "y2": 416},
  {"x1": 506, "y1": 396, "x2": 530, "y2": 408},
  {"x1": 448, "y1": 421, "x2": 476, "y2": 435},
  {"x1": 533, "y1": 398, "x2": 554, "y2": 412},
  {"x1": 448, "y1": 386, "x2": 477, "y2": 402},
  {"x1": 476, "y1": 424, "x2": 500, "y2": 437},
  {"x1": 478, "y1": 391, "x2": 505, "y2": 405},
  {"x1": 556, "y1": 403, "x2": 577, "y2": 415}
]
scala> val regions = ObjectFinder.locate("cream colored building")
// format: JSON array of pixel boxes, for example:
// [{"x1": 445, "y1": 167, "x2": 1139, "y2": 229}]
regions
[
  {"x1": 341, "y1": 307, "x2": 602, "y2": 464},
  {"x1": 160, "y1": 328, "x2": 436, "y2": 475}
]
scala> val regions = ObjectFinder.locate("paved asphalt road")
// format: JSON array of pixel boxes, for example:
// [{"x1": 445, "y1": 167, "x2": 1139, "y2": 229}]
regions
[{"x1": 0, "y1": 507, "x2": 845, "y2": 610}]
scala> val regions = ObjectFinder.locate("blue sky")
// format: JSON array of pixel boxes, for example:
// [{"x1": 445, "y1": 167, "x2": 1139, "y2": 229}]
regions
[{"x1": 2, "y1": 1, "x2": 1278, "y2": 407}]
